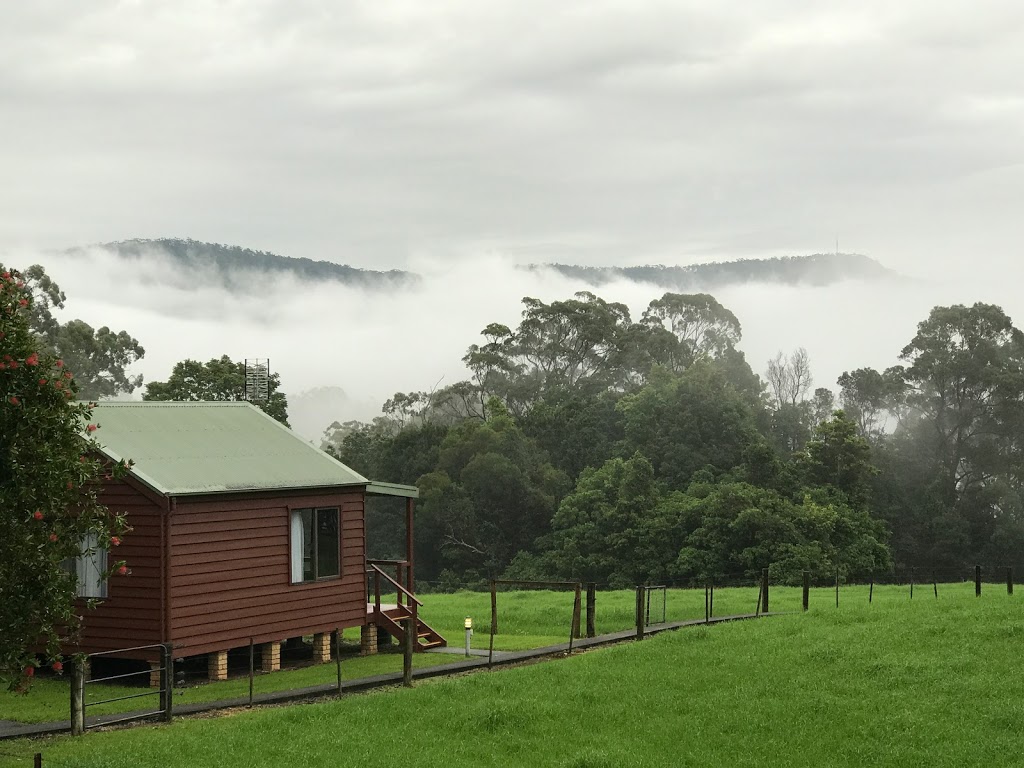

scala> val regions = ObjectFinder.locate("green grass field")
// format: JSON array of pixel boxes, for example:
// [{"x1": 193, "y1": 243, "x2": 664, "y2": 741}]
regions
[
  {"x1": 2, "y1": 582, "x2": 1021, "y2": 767},
  {"x1": 1, "y1": 583, "x2": 768, "y2": 726}
]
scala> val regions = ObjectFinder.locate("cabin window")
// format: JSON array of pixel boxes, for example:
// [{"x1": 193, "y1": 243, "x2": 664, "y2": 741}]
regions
[
  {"x1": 290, "y1": 507, "x2": 340, "y2": 583},
  {"x1": 62, "y1": 533, "x2": 108, "y2": 599}
]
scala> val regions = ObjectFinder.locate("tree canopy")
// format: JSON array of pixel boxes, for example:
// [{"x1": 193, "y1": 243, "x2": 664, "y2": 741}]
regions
[
  {"x1": 143, "y1": 355, "x2": 290, "y2": 425},
  {"x1": 332, "y1": 291, "x2": 1024, "y2": 589},
  {"x1": 0, "y1": 264, "x2": 145, "y2": 399},
  {"x1": 0, "y1": 268, "x2": 130, "y2": 688}
]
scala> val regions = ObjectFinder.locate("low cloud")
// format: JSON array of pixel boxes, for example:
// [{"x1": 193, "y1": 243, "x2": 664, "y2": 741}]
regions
[{"x1": 9, "y1": 245, "x2": 1021, "y2": 441}]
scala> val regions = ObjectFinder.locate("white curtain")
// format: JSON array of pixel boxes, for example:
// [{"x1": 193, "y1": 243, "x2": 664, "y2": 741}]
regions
[
  {"x1": 77, "y1": 533, "x2": 107, "y2": 598},
  {"x1": 290, "y1": 510, "x2": 304, "y2": 583}
]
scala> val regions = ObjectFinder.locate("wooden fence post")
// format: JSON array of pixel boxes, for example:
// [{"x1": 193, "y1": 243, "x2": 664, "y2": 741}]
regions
[
  {"x1": 761, "y1": 568, "x2": 770, "y2": 614},
  {"x1": 34, "y1": 754, "x2": 42, "y2": 768},
  {"x1": 585, "y1": 583, "x2": 596, "y2": 638},
  {"x1": 910, "y1": 567, "x2": 915, "y2": 600},
  {"x1": 570, "y1": 583, "x2": 582, "y2": 649},
  {"x1": 802, "y1": 570, "x2": 810, "y2": 612},
  {"x1": 71, "y1": 658, "x2": 85, "y2": 736},
  {"x1": 490, "y1": 580, "x2": 498, "y2": 636},
  {"x1": 933, "y1": 571, "x2": 938, "y2": 599},
  {"x1": 335, "y1": 627, "x2": 343, "y2": 697},
  {"x1": 635, "y1": 586, "x2": 645, "y2": 641},
  {"x1": 869, "y1": 577, "x2": 873, "y2": 604},
  {"x1": 976, "y1": 565, "x2": 982, "y2": 597},
  {"x1": 161, "y1": 644, "x2": 173, "y2": 723},
  {"x1": 248, "y1": 638, "x2": 254, "y2": 707},
  {"x1": 402, "y1": 617, "x2": 414, "y2": 688},
  {"x1": 709, "y1": 581, "x2": 714, "y2": 619},
  {"x1": 1007, "y1": 567, "x2": 1013, "y2": 596},
  {"x1": 835, "y1": 568, "x2": 840, "y2": 608}
]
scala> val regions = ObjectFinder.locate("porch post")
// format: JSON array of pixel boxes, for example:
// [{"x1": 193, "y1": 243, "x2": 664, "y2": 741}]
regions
[{"x1": 406, "y1": 497, "x2": 415, "y2": 593}]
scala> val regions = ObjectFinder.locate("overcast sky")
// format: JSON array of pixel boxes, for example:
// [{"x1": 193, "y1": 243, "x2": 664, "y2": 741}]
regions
[
  {"x1": 2, "y1": 2, "x2": 1023, "y2": 436},
  {"x1": 3, "y1": 1, "x2": 1023, "y2": 273}
]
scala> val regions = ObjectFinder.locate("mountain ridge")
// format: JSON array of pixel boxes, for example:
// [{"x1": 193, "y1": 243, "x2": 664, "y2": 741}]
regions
[
  {"x1": 525, "y1": 252, "x2": 898, "y2": 291},
  {"x1": 70, "y1": 238, "x2": 898, "y2": 292}
]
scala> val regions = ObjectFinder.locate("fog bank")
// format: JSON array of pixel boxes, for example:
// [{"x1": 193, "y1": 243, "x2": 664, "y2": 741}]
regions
[{"x1": 7, "y1": 245, "x2": 1019, "y2": 441}]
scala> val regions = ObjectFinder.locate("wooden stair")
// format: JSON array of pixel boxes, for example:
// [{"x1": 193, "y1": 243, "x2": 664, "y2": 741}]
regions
[{"x1": 375, "y1": 605, "x2": 447, "y2": 651}]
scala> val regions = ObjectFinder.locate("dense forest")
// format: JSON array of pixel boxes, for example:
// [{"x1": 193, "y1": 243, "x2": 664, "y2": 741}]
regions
[{"x1": 324, "y1": 291, "x2": 1024, "y2": 588}]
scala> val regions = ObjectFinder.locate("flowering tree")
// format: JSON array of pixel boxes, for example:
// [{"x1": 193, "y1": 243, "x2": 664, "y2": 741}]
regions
[{"x1": 0, "y1": 268, "x2": 131, "y2": 690}]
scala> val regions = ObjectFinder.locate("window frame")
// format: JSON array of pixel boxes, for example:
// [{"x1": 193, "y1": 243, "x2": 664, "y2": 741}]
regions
[{"x1": 288, "y1": 506, "x2": 342, "y2": 585}]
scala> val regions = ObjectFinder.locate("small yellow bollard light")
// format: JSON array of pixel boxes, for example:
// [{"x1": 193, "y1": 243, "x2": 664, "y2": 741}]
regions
[
  {"x1": 464, "y1": 616, "x2": 473, "y2": 657},
  {"x1": 464, "y1": 616, "x2": 473, "y2": 630}
]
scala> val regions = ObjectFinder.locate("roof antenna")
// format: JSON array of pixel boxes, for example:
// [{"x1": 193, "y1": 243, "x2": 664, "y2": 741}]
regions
[{"x1": 243, "y1": 359, "x2": 271, "y2": 403}]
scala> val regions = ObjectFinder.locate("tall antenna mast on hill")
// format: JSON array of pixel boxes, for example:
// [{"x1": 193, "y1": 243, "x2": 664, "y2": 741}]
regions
[{"x1": 243, "y1": 359, "x2": 271, "y2": 403}]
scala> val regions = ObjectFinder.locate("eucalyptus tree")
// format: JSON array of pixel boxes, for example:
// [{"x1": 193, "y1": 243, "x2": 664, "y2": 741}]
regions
[
  {"x1": 143, "y1": 355, "x2": 289, "y2": 425},
  {"x1": 0, "y1": 263, "x2": 145, "y2": 399}
]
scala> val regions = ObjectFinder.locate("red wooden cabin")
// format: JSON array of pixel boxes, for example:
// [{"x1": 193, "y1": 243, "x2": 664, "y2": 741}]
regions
[{"x1": 69, "y1": 401, "x2": 443, "y2": 680}]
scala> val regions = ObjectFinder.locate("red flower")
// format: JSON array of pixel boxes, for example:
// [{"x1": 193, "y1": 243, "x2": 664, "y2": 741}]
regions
[
  {"x1": 49, "y1": 533, "x2": 58, "y2": 542},
  {"x1": 33, "y1": 510, "x2": 43, "y2": 521},
  {"x1": 0, "y1": 363, "x2": 6, "y2": 370},
  {"x1": 110, "y1": 536, "x2": 121, "y2": 546},
  {"x1": 63, "y1": 371, "x2": 73, "y2": 380},
  {"x1": 9, "y1": 396, "x2": 19, "y2": 406},
  {"x1": 18, "y1": 298, "x2": 28, "y2": 307},
  {"x1": 39, "y1": 378, "x2": 47, "y2": 385},
  {"x1": 54, "y1": 380, "x2": 63, "y2": 389},
  {"x1": 117, "y1": 565, "x2": 128, "y2": 576},
  {"x1": 25, "y1": 353, "x2": 38, "y2": 366},
  {"x1": 55, "y1": 359, "x2": 63, "y2": 368},
  {"x1": 23, "y1": 666, "x2": 34, "y2": 678},
  {"x1": 87, "y1": 423, "x2": 97, "y2": 432},
  {"x1": 52, "y1": 661, "x2": 63, "y2": 673},
  {"x1": 8, "y1": 361, "x2": 17, "y2": 369}
]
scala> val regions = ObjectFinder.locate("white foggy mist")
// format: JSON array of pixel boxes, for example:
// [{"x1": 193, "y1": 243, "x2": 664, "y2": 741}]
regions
[{"x1": 8, "y1": 245, "x2": 1019, "y2": 442}]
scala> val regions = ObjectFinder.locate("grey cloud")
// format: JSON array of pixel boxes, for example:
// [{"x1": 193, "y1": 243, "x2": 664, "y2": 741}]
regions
[{"x1": 1, "y1": 0, "x2": 1022, "y2": 281}]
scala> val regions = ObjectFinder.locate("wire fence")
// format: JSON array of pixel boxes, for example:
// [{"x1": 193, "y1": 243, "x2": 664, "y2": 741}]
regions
[{"x1": 7, "y1": 562, "x2": 1017, "y2": 756}]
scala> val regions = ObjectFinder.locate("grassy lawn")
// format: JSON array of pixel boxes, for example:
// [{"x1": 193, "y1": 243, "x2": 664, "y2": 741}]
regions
[
  {"x1": 2, "y1": 582, "x2": 1019, "y2": 767},
  {"x1": 0, "y1": 582, "x2": 971, "y2": 727},
  {"x1": 0, "y1": 650, "x2": 462, "y2": 725}
]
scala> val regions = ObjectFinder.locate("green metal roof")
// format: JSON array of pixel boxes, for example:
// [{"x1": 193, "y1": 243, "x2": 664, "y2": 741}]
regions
[{"x1": 88, "y1": 401, "x2": 369, "y2": 496}]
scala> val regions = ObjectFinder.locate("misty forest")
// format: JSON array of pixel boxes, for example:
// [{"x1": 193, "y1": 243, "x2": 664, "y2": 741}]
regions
[{"x1": 8, "y1": 255, "x2": 1024, "y2": 589}]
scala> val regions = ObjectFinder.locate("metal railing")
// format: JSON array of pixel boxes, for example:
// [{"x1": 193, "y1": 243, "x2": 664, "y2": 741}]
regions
[{"x1": 72, "y1": 643, "x2": 173, "y2": 735}]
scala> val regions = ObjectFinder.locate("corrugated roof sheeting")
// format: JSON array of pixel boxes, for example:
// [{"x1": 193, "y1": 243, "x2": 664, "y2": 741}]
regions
[{"x1": 87, "y1": 401, "x2": 368, "y2": 496}]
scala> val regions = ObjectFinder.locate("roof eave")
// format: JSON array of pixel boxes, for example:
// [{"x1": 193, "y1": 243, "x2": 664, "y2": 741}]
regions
[{"x1": 365, "y1": 481, "x2": 419, "y2": 499}]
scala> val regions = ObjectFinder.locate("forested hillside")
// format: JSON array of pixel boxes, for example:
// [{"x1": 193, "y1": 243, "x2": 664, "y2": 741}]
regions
[
  {"x1": 529, "y1": 253, "x2": 896, "y2": 290},
  {"x1": 68, "y1": 240, "x2": 893, "y2": 293},
  {"x1": 69, "y1": 239, "x2": 418, "y2": 290},
  {"x1": 324, "y1": 291, "x2": 1024, "y2": 589}
]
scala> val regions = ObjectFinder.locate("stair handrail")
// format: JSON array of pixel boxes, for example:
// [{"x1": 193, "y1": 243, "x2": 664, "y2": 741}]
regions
[{"x1": 367, "y1": 563, "x2": 423, "y2": 607}]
